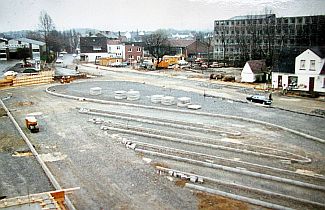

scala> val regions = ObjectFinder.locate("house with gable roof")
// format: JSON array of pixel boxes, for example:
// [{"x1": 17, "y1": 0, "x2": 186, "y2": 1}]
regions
[
  {"x1": 241, "y1": 60, "x2": 269, "y2": 82},
  {"x1": 272, "y1": 47, "x2": 325, "y2": 93}
]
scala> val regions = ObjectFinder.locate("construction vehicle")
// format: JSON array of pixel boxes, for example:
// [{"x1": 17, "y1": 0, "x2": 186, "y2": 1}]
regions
[
  {"x1": 60, "y1": 76, "x2": 73, "y2": 84},
  {"x1": 25, "y1": 116, "x2": 39, "y2": 133}
]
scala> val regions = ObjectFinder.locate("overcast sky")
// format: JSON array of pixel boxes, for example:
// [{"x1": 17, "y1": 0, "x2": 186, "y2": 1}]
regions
[{"x1": 0, "y1": 0, "x2": 324, "y2": 32}]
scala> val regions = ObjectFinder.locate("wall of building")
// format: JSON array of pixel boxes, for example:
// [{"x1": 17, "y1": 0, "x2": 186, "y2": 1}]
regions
[
  {"x1": 125, "y1": 45, "x2": 143, "y2": 63},
  {"x1": 107, "y1": 44, "x2": 125, "y2": 60},
  {"x1": 295, "y1": 49, "x2": 325, "y2": 92},
  {"x1": 81, "y1": 53, "x2": 110, "y2": 62}
]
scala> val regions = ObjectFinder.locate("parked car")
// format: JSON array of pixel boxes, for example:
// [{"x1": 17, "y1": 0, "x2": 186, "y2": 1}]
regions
[
  {"x1": 210, "y1": 62, "x2": 219, "y2": 68},
  {"x1": 4, "y1": 71, "x2": 18, "y2": 77},
  {"x1": 177, "y1": 60, "x2": 188, "y2": 65},
  {"x1": 246, "y1": 95, "x2": 272, "y2": 105},
  {"x1": 23, "y1": 68, "x2": 38, "y2": 73}
]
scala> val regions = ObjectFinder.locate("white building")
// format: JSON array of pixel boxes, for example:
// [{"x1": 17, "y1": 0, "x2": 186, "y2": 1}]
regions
[
  {"x1": 107, "y1": 40, "x2": 125, "y2": 60},
  {"x1": 241, "y1": 60, "x2": 268, "y2": 83},
  {"x1": 272, "y1": 47, "x2": 325, "y2": 93}
]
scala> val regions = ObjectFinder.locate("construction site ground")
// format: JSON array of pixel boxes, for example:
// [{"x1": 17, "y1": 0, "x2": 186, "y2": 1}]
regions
[{"x1": 0, "y1": 63, "x2": 325, "y2": 209}]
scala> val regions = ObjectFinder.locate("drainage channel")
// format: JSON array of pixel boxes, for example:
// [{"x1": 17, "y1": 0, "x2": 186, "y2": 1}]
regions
[
  {"x1": 133, "y1": 148, "x2": 325, "y2": 192},
  {"x1": 91, "y1": 118, "x2": 311, "y2": 164},
  {"x1": 156, "y1": 166, "x2": 325, "y2": 210},
  {"x1": 123, "y1": 139, "x2": 325, "y2": 186},
  {"x1": 81, "y1": 108, "x2": 241, "y2": 136},
  {"x1": 96, "y1": 119, "x2": 311, "y2": 164}
]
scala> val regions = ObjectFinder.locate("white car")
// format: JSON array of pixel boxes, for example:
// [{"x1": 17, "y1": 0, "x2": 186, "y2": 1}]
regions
[
  {"x1": 56, "y1": 58, "x2": 64, "y2": 63},
  {"x1": 72, "y1": 54, "x2": 77, "y2": 57},
  {"x1": 4, "y1": 71, "x2": 18, "y2": 77},
  {"x1": 178, "y1": 60, "x2": 188, "y2": 65}
]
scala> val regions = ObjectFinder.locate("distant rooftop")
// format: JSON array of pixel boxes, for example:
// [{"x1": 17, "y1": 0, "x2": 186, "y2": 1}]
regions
[
  {"x1": 228, "y1": 14, "x2": 275, "y2": 20},
  {"x1": 16, "y1": 38, "x2": 45, "y2": 46}
]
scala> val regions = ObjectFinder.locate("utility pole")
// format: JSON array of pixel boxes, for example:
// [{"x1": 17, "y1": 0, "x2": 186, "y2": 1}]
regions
[{"x1": 205, "y1": 33, "x2": 213, "y2": 67}]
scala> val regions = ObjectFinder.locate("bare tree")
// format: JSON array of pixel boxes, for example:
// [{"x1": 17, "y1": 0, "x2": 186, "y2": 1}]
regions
[
  {"x1": 38, "y1": 11, "x2": 55, "y2": 61},
  {"x1": 143, "y1": 30, "x2": 170, "y2": 66}
]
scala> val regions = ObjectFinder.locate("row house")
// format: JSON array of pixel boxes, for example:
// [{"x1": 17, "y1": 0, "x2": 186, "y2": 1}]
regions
[
  {"x1": 79, "y1": 35, "x2": 144, "y2": 63},
  {"x1": 0, "y1": 37, "x2": 45, "y2": 61},
  {"x1": 125, "y1": 43, "x2": 143, "y2": 64},
  {"x1": 107, "y1": 40, "x2": 125, "y2": 61}
]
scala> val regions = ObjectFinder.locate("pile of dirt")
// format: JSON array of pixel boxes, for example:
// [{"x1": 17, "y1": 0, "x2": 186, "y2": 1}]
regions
[
  {"x1": 0, "y1": 108, "x2": 7, "y2": 117},
  {"x1": 175, "y1": 179, "x2": 187, "y2": 187},
  {"x1": 16, "y1": 101, "x2": 34, "y2": 106},
  {"x1": 196, "y1": 192, "x2": 249, "y2": 210}
]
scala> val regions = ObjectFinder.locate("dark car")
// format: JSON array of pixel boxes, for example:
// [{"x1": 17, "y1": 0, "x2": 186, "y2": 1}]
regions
[
  {"x1": 23, "y1": 68, "x2": 38, "y2": 73},
  {"x1": 246, "y1": 95, "x2": 272, "y2": 105}
]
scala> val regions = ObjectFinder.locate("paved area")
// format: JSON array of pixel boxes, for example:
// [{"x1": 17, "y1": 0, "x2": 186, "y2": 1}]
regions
[{"x1": 79, "y1": 63, "x2": 325, "y2": 117}]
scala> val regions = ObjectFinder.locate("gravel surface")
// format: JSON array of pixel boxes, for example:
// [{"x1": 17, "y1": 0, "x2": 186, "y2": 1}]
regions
[{"x1": 1, "y1": 69, "x2": 324, "y2": 209}]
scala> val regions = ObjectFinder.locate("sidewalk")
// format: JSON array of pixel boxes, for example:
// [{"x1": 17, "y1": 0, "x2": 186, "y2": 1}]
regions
[{"x1": 81, "y1": 64, "x2": 325, "y2": 117}]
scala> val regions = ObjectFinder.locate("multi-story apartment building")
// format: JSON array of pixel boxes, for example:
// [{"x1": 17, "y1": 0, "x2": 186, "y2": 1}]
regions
[{"x1": 213, "y1": 14, "x2": 325, "y2": 66}]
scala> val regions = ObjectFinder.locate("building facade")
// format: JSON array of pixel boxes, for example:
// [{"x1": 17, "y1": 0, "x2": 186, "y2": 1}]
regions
[
  {"x1": 79, "y1": 36, "x2": 108, "y2": 62},
  {"x1": 107, "y1": 40, "x2": 125, "y2": 61},
  {"x1": 272, "y1": 47, "x2": 325, "y2": 93},
  {"x1": 124, "y1": 44, "x2": 143, "y2": 64},
  {"x1": 213, "y1": 14, "x2": 325, "y2": 66},
  {"x1": 0, "y1": 38, "x2": 45, "y2": 61}
]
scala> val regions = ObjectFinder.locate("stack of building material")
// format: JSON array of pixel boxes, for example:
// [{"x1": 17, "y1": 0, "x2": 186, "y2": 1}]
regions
[
  {"x1": 177, "y1": 97, "x2": 191, "y2": 107},
  {"x1": 188, "y1": 104, "x2": 202, "y2": 110},
  {"x1": 127, "y1": 90, "x2": 140, "y2": 101},
  {"x1": 151, "y1": 95, "x2": 164, "y2": 103},
  {"x1": 12, "y1": 70, "x2": 54, "y2": 87},
  {"x1": 161, "y1": 96, "x2": 175, "y2": 105},
  {"x1": 89, "y1": 87, "x2": 102, "y2": 95},
  {"x1": 114, "y1": 90, "x2": 127, "y2": 99}
]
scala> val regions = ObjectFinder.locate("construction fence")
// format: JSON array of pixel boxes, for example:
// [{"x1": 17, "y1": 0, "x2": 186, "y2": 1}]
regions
[{"x1": 12, "y1": 70, "x2": 54, "y2": 87}]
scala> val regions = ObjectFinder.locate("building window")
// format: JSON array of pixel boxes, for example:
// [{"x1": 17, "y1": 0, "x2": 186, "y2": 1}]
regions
[
  {"x1": 310, "y1": 60, "x2": 315, "y2": 71},
  {"x1": 137, "y1": 48, "x2": 141, "y2": 52},
  {"x1": 128, "y1": 48, "x2": 132, "y2": 52},
  {"x1": 137, "y1": 56, "x2": 141, "y2": 61},
  {"x1": 300, "y1": 60, "x2": 305, "y2": 69},
  {"x1": 117, "y1": 46, "x2": 120, "y2": 50},
  {"x1": 18, "y1": 41, "x2": 21, "y2": 44},
  {"x1": 288, "y1": 76, "x2": 298, "y2": 89}
]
